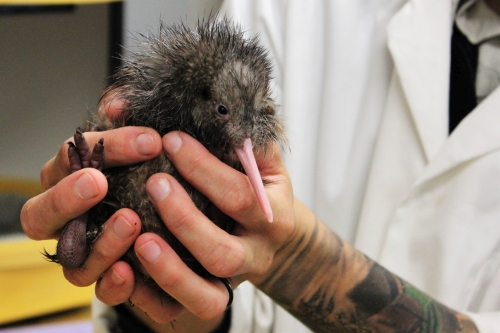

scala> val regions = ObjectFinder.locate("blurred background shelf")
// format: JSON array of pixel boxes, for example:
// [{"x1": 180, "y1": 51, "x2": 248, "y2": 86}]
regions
[
  {"x1": 0, "y1": 176, "x2": 94, "y2": 325},
  {"x1": 0, "y1": 0, "x2": 221, "y2": 327},
  {"x1": 0, "y1": 237, "x2": 95, "y2": 325}
]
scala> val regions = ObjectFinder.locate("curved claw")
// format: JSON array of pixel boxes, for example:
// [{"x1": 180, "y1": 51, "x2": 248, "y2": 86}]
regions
[
  {"x1": 74, "y1": 129, "x2": 92, "y2": 168},
  {"x1": 90, "y1": 139, "x2": 104, "y2": 171}
]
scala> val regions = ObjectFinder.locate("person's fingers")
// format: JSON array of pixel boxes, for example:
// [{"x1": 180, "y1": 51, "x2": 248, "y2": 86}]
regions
[
  {"x1": 63, "y1": 209, "x2": 142, "y2": 287},
  {"x1": 96, "y1": 258, "x2": 186, "y2": 322},
  {"x1": 145, "y1": 173, "x2": 250, "y2": 279},
  {"x1": 40, "y1": 127, "x2": 162, "y2": 189},
  {"x1": 161, "y1": 132, "x2": 269, "y2": 225},
  {"x1": 95, "y1": 261, "x2": 136, "y2": 306},
  {"x1": 21, "y1": 169, "x2": 108, "y2": 240},
  {"x1": 156, "y1": 132, "x2": 296, "y2": 284},
  {"x1": 161, "y1": 131, "x2": 292, "y2": 244},
  {"x1": 134, "y1": 232, "x2": 230, "y2": 321},
  {"x1": 128, "y1": 279, "x2": 185, "y2": 324}
]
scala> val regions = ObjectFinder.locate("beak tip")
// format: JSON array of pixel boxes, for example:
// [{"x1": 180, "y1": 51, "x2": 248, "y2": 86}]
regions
[
  {"x1": 262, "y1": 207, "x2": 274, "y2": 223},
  {"x1": 235, "y1": 137, "x2": 274, "y2": 223},
  {"x1": 258, "y1": 196, "x2": 274, "y2": 223}
]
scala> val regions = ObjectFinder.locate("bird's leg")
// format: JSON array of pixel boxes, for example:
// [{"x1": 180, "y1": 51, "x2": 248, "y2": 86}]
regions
[{"x1": 44, "y1": 129, "x2": 104, "y2": 269}]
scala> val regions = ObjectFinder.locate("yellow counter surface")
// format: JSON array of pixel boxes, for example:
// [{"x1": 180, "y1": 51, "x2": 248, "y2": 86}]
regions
[{"x1": 0, "y1": 236, "x2": 94, "y2": 325}]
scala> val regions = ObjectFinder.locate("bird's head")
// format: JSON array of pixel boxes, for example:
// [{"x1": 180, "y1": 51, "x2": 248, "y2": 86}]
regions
[{"x1": 111, "y1": 17, "x2": 286, "y2": 222}]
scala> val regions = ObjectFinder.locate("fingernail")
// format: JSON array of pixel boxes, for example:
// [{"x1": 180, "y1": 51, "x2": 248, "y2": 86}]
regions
[
  {"x1": 163, "y1": 132, "x2": 182, "y2": 154},
  {"x1": 111, "y1": 269, "x2": 125, "y2": 286},
  {"x1": 113, "y1": 216, "x2": 135, "y2": 239},
  {"x1": 74, "y1": 172, "x2": 99, "y2": 200},
  {"x1": 135, "y1": 132, "x2": 156, "y2": 155},
  {"x1": 138, "y1": 240, "x2": 161, "y2": 263},
  {"x1": 147, "y1": 178, "x2": 171, "y2": 201}
]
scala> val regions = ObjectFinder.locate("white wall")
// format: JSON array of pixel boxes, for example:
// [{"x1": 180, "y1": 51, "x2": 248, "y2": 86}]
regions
[
  {"x1": 123, "y1": 0, "x2": 223, "y2": 50},
  {"x1": 123, "y1": 0, "x2": 222, "y2": 55},
  {"x1": 0, "y1": 1, "x2": 222, "y2": 181},
  {"x1": 0, "y1": 4, "x2": 109, "y2": 181}
]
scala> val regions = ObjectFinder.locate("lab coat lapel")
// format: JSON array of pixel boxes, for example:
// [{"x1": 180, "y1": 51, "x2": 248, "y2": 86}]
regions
[
  {"x1": 387, "y1": 0, "x2": 454, "y2": 162},
  {"x1": 414, "y1": 85, "x2": 500, "y2": 187}
]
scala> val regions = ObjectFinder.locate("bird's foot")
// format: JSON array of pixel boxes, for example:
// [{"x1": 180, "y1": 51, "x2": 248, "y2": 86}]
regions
[{"x1": 43, "y1": 129, "x2": 104, "y2": 269}]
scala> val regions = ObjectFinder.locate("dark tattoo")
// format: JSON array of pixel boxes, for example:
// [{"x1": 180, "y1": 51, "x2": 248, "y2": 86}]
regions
[
  {"x1": 347, "y1": 262, "x2": 400, "y2": 316},
  {"x1": 297, "y1": 288, "x2": 336, "y2": 329},
  {"x1": 260, "y1": 218, "x2": 479, "y2": 333},
  {"x1": 346, "y1": 264, "x2": 462, "y2": 332}
]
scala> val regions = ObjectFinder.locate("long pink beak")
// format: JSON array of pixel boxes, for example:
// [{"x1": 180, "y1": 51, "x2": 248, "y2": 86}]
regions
[{"x1": 234, "y1": 138, "x2": 273, "y2": 222}]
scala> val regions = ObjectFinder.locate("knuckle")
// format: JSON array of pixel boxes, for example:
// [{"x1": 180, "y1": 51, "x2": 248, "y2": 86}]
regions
[
  {"x1": 194, "y1": 297, "x2": 225, "y2": 321},
  {"x1": 167, "y1": 204, "x2": 197, "y2": 235},
  {"x1": 206, "y1": 242, "x2": 245, "y2": 278},
  {"x1": 157, "y1": 270, "x2": 183, "y2": 292},
  {"x1": 91, "y1": 244, "x2": 115, "y2": 267},
  {"x1": 179, "y1": 153, "x2": 205, "y2": 182}
]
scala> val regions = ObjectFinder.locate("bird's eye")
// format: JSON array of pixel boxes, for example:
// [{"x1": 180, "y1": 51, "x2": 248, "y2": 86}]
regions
[{"x1": 217, "y1": 105, "x2": 228, "y2": 115}]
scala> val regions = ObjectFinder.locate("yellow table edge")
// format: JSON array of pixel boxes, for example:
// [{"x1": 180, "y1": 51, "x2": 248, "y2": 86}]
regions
[{"x1": 0, "y1": 236, "x2": 95, "y2": 325}]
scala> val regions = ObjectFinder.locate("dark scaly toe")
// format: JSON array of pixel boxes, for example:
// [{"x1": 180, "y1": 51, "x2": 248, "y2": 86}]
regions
[
  {"x1": 74, "y1": 128, "x2": 92, "y2": 168},
  {"x1": 90, "y1": 139, "x2": 104, "y2": 171},
  {"x1": 68, "y1": 142, "x2": 83, "y2": 174}
]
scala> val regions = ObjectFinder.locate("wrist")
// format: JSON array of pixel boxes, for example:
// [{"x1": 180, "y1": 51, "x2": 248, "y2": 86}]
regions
[{"x1": 252, "y1": 199, "x2": 328, "y2": 294}]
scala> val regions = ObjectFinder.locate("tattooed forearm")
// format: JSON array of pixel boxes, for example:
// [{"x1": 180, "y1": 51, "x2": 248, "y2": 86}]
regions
[
  {"x1": 258, "y1": 209, "x2": 479, "y2": 333},
  {"x1": 344, "y1": 264, "x2": 473, "y2": 332}
]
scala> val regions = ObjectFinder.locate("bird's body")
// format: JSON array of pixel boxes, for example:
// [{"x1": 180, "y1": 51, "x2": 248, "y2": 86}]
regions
[{"x1": 46, "y1": 17, "x2": 285, "y2": 291}]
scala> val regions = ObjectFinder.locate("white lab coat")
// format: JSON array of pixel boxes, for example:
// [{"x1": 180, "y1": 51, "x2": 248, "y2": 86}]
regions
[
  {"x1": 218, "y1": 0, "x2": 500, "y2": 332},
  {"x1": 357, "y1": 0, "x2": 500, "y2": 331},
  {"x1": 93, "y1": 0, "x2": 500, "y2": 332}
]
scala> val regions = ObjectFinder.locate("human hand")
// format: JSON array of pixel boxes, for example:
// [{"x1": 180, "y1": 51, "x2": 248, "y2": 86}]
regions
[
  {"x1": 94, "y1": 130, "x2": 298, "y2": 322},
  {"x1": 20, "y1": 92, "x2": 162, "y2": 290}
]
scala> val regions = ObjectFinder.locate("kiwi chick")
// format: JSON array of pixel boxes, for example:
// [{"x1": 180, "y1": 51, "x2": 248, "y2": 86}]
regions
[{"x1": 45, "y1": 16, "x2": 286, "y2": 293}]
